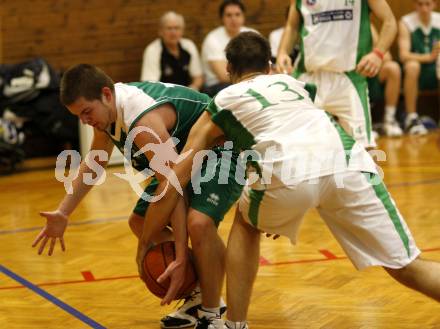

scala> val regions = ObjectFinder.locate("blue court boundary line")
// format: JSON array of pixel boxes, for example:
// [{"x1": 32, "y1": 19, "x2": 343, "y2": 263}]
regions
[
  {"x1": 0, "y1": 264, "x2": 106, "y2": 329},
  {"x1": 1, "y1": 177, "x2": 440, "y2": 237}
]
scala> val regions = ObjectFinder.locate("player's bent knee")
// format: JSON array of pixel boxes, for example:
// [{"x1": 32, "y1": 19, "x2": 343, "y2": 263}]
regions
[
  {"x1": 404, "y1": 61, "x2": 421, "y2": 76},
  {"x1": 386, "y1": 62, "x2": 401, "y2": 79},
  {"x1": 188, "y1": 216, "x2": 216, "y2": 241},
  {"x1": 128, "y1": 213, "x2": 141, "y2": 227},
  {"x1": 127, "y1": 213, "x2": 144, "y2": 238},
  {"x1": 128, "y1": 213, "x2": 139, "y2": 228}
]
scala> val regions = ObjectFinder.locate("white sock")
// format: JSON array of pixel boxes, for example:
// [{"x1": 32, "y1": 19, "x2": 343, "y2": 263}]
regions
[
  {"x1": 406, "y1": 112, "x2": 418, "y2": 125},
  {"x1": 384, "y1": 105, "x2": 396, "y2": 123},
  {"x1": 225, "y1": 319, "x2": 248, "y2": 329}
]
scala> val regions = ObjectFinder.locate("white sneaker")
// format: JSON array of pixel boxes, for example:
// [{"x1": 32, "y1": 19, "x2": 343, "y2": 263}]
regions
[
  {"x1": 195, "y1": 309, "x2": 224, "y2": 329},
  {"x1": 160, "y1": 287, "x2": 227, "y2": 329},
  {"x1": 160, "y1": 288, "x2": 201, "y2": 329},
  {"x1": 383, "y1": 120, "x2": 403, "y2": 137},
  {"x1": 405, "y1": 117, "x2": 428, "y2": 135}
]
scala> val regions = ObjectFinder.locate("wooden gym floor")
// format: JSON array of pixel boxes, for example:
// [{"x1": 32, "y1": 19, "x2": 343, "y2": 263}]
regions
[{"x1": 1, "y1": 133, "x2": 440, "y2": 329}]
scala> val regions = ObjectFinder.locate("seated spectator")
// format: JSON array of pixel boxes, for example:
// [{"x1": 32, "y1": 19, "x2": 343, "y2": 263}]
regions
[
  {"x1": 140, "y1": 11, "x2": 203, "y2": 90},
  {"x1": 399, "y1": 0, "x2": 440, "y2": 135},
  {"x1": 201, "y1": 0, "x2": 257, "y2": 96},
  {"x1": 368, "y1": 25, "x2": 404, "y2": 136}
]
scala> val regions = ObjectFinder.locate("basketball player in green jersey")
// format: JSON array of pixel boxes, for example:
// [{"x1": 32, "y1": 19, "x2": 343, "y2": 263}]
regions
[
  {"x1": 138, "y1": 32, "x2": 440, "y2": 329},
  {"x1": 32, "y1": 64, "x2": 243, "y2": 329},
  {"x1": 399, "y1": 0, "x2": 440, "y2": 134},
  {"x1": 277, "y1": 0, "x2": 397, "y2": 148}
]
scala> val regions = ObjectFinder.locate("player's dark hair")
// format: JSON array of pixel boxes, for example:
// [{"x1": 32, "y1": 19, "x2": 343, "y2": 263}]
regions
[
  {"x1": 60, "y1": 64, "x2": 115, "y2": 106},
  {"x1": 225, "y1": 31, "x2": 271, "y2": 76},
  {"x1": 219, "y1": 0, "x2": 246, "y2": 18}
]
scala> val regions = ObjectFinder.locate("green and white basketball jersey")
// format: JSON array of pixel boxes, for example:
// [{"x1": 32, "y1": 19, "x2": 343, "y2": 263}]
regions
[
  {"x1": 296, "y1": 0, "x2": 372, "y2": 73},
  {"x1": 401, "y1": 12, "x2": 440, "y2": 54},
  {"x1": 107, "y1": 82, "x2": 210, "y2": 171},
  {"x1": 206, "y1": 74, "x2": 377, "y2": 190}
]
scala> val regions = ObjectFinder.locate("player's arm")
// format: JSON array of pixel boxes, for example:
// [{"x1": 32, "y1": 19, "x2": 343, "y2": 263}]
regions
[
  {"x1": 136, "y1": 111, "x2": 223, "y2": 246},
  {"x1": 356, "y1": 0, "x2": 397, "y2": 77},
  {"x1": 139, "y1": 111, "x2": 223, "y2": 248},
  {"x1": 398, "y1": 20, "x2": 438, "y2": 64},
  {"x1": 276, "y1": 0, "x2": 300, "y2": 74},
  {"x1": 33, "y1": 129, "x2": 113, "y2": 255},
  {"x1": 371, "y1": 23, "x2": 392, "y2": 62},
  {"x1": 137, "y1": 112, "x2": 224, "y2": 303},
  {"x1": 170, "y1": 111, "x2": 224, "y2": 190},
  {"x1": 368, "y1": 0, "x2": 397, "y2": 55},
  {"x1": 140, "y1": 112, "x2": 223, "y2": 305},
  {"x1": 132, "y1": 109, "x2": 190, "y2": 300}
]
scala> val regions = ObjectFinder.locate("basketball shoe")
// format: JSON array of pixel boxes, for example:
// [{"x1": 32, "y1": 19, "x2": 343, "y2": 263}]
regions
[
  {"x1": 405, "y1": 115, "x2": 427, "y2": 135},
  {"x1": 160, "y1": 287, "x2": 226, "y2": 329},
  {"x1": 194, "y1": 309, "x2": 224, "y2": 329},
  {"x1": 383, "y1": 119, "x2": 403, "y2": 137}
]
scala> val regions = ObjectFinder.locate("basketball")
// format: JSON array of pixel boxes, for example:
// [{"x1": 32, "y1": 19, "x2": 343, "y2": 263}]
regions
[{"x1": 142, "y1": 241, "x2": 198, "y2": 299}]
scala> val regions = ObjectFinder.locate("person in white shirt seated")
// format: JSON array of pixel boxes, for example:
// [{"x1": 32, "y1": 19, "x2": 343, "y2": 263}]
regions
[
  {"x1": 140, "y1": 11, "x2": 203, "y2": 90},
  {"x1": 201, "y1": 0, "x2": 257, "y2": 96}
]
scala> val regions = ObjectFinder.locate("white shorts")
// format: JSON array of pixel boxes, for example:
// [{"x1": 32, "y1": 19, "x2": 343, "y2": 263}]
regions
[
  {"x1": 297, "y1": 71, "x2": 375, "y2": 148},
  {"x1": 239, "y1": 171, "x2": 420, "y2": 270}
]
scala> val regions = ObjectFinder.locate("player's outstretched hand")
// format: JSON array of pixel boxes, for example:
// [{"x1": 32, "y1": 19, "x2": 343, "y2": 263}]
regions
[
  {"x1": 32, "y1": 210, "x2": 68, "y2": 255},
  {"x1": 157, "y1": 260, "x2": 186, "y2": 306}
]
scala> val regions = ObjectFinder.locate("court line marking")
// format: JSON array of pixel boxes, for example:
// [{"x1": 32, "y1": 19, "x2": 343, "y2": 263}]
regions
[
  {"x1": 81, "y1": 271, "x2": 96, "y2": 282},
  {"x1": 1, "y1": 177, "x2": 440, "y2": 237},
  {"x1": 0, "y1": 264, "x2": 106, "y2": 328},
  {"x1": 1, "y1": 175, "x2": 440, "y2": 237},
  {"x1": 318, "y1": 249, "x2": 338, "y2": 260},
  {"x1": 1, "y1": 247, "x2": 439, "y2": 291}
]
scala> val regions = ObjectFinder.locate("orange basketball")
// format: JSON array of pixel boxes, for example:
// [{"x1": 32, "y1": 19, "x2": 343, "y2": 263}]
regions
[{"x1": 142, "y1": 241, "x2": 198, "y2": 299}]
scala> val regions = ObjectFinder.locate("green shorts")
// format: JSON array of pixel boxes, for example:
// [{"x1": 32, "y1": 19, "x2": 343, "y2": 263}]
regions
[
  {"x1": 419, "y1": 63, "x2": 438, "y2": 91},
  {"x1": 133, "y1": 148, "x2": 244, "y2": 226},
  {"x1": 368, "y1": 63, "x2": 438, "y2": 99},
  {"x1": 367, "y1": 76, "x2": 384, "y2": 103}
]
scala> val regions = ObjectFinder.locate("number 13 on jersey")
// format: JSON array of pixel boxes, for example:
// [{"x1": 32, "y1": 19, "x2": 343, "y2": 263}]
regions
[{"x1": 242, "y1": 81, "x2": 305, "y2": 111}]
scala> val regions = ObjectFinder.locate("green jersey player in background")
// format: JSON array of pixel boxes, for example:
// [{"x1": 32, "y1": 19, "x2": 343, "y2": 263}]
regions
[
  {"x1": 399, "y1": 0, "x2": 440, "y2": 134},
  {"x1": 32, "y1": 64, "x2": 243, "y2": 329}
]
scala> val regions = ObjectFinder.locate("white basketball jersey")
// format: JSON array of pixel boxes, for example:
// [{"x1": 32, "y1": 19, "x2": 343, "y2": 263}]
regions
[
  {"x1": 206, "y1": 74, "x2": 377, "y2": 190},
  {"x1": 296, "y1": 0, "x2": 372, "y2": 73}
]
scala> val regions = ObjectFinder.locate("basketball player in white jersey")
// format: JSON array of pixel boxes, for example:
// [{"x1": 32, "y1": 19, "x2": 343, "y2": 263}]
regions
[
  {"x1": 141, "y1": 31, "x2": 440, "y2": 329},
  {"x1": 276, "y1": 0, "x2": 398, "y2": 148}
]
